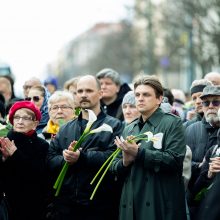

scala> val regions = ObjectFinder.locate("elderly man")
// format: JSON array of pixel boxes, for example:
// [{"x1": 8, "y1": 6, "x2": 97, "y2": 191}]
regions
[
  {"x1": 184, "y1": 79, "x2": 213, "y2": 128},
  {"x1": 96, "y1": 68, "x2": 131, "y2": 121},
  {"x1": 186, "y1": 85, "x2": 220, "y2": 192}
]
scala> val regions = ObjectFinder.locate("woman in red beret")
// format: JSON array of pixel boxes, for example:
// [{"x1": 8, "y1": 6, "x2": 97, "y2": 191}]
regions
[{"x1": 0, "y1": 101, "x2": 49, "y2": 220}]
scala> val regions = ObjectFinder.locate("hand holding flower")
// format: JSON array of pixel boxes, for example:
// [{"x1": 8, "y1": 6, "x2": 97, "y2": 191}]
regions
[
  {"x1": 63, "y1": 141, "x2": 80, "y2": 165},
  {"x1": 90, "y1": 131, "x2": 159, "y2": 200},
  {"x1": 53, "y1": 109, "x2": 113, "y2": 196},
  {"x1": 115, "y1": 136, "x2": 139, "y2": 167}
]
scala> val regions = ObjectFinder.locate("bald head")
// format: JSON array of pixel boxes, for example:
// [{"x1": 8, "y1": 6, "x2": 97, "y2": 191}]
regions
[
  {"x1": 77, "y1": 75, "x2": 101, "y2": 90},
  {"x1": 204, "y1": 72, "x2": 220, "y2": 85}
]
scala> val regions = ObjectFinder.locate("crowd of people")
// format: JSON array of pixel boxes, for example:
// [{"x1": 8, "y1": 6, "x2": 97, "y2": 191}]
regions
[{"x1": 0, "y1": 69, "x2": 219, "y2": 220}]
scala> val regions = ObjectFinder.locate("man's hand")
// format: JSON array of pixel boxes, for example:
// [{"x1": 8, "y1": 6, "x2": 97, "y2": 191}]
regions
[
  {"x1": 115, "y1": 136, "x2": 139, "y2": 167},
  {"x1": 208, "y1": 157, "x2": 220, "y2": 178},
  {"x1": 63, "y1": 141, "x2": 80, "y2": 165}
]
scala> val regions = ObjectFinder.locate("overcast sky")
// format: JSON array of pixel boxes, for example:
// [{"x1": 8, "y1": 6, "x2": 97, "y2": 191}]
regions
[{"x1": 0, "y1": 0, "x2": 133, "y2": 95}]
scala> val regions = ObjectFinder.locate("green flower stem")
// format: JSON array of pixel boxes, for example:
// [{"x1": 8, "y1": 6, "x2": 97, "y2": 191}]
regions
[
  {"x1": 90, "y1": 148, "x2": 121, "y2": 200},
  {"x1": 53, "y1": 132, "x2": 89, "y2": 196},
  {"x1": 90, "y1": 148, "x2": 121, "y2": 185},
  {"x1": 54, "y1": 162, "x2": 69, "y2": 189},
  {"x1": 54, "y1": 163, "x2": 69, "y2": 196}
]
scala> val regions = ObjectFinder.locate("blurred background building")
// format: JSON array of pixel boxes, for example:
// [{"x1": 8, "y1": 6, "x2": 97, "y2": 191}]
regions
[{"x1": 1, "y1": 0, "x2": 220, "y2": 94}]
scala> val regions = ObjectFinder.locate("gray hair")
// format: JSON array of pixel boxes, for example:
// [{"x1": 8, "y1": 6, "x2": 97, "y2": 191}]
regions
[
  {"x1": 48, "y1": 90, "x2": 74, "y2": 109},
  {"x1": 96, "y1": 68, "x2": 121, "y2": 86}
]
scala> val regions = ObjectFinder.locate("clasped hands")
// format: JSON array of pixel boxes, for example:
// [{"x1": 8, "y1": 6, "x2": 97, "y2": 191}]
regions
[
  {"x1": 114, "y1": 136, "x2": 140, "y2": 167},
  {"x1": 0, "y1": 137, "x2": 17, "y2": 161},
  {"x1": 208, "y1": 157, "x2": 220, "y2": 178}
]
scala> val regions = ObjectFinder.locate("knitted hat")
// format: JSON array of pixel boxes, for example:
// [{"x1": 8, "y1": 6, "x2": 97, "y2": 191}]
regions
[
  {"x1": 9, "y1": 101, "x2": 41, "y2": 124},
  {"x1": 122, "y1": 91, "x2": 136, "y2": 106}
]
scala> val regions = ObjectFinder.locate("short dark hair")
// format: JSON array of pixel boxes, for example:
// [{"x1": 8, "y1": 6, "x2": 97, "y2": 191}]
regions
[{"x1": 134, "y1": 75, "x2": 163, "y2": 98}]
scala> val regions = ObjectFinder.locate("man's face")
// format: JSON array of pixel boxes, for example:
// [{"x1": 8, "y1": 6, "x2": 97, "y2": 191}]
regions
[
  {"x1": 76, "y1": 77, "x2": 102, "y2": 111},
  {"x1": 23, "y1": 80, "x2": 41, "y2": 98},
  {"x1": 192, "y1": 92, "x2": 203, "y2": 113},
  {"x1": 202, "y1": 96, "x2": 220, "y2": 124},
  {"x1": 134, "y1": 84, "x2": 162, "y2": 116},
  {"x1": 99, "y1": 77, "x2": 119, "y2": 99}
]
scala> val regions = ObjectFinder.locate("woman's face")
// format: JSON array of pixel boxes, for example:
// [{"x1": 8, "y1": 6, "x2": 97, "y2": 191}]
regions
[
  {"x1": 49, "y1": 99, "x2": 74, "y2": 125},
  {"x1": 122, "y1": 103, "x2": 140, "y2": 124},
  {"x1": 13, "y1": 109, "x2": 38, "y2": 133},
  {"x1": 27, "y1": 89, "x2": 44, "y2": 109}
]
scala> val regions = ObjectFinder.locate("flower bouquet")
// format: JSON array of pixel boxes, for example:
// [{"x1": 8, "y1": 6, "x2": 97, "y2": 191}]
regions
[
  {"x1": 90, "y1": 131, "x2": 158, "y2": 200},
  {"x1": 53, "y1": 109, "x2": 113, "y2": 196}
]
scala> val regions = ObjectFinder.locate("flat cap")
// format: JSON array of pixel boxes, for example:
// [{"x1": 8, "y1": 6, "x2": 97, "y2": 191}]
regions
[{"x1": 200, "y1": 85, "x2": 220, "y2": 99}]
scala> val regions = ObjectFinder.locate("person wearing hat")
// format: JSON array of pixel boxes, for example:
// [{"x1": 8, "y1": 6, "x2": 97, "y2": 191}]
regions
[
  {"x1": 185, "y1": 85, "x2": 220, "y2": 219},
  {"x1": 0, "y1": 101, "x2": 49, "y2": 220},
  {"x1": 122, "y1": 91, "x2": 140, "y2": 125},
  {"x1": 184, "y1": 79, "x2": 213, "y2": 128},
  {"x1": 44, "y1": 76, "x2": 58, "y2": 95}
]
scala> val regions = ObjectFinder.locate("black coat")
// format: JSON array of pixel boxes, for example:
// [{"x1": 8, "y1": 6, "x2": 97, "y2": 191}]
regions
[
  {"x1": 185, "y1": 118, "x2": 218, "y2": 189},
  {"x1": 47, "y1": 110, "x2": 123, "y2": 219},
  {"x1": 0, "y1": 130, "x2": 49, "y2": 220},
  {"x1": 101, "y1": 83, "x2": 131, "y2": 121},
  {"x1": 196, "y1": 173, "x2": 220, "y2": 220}
]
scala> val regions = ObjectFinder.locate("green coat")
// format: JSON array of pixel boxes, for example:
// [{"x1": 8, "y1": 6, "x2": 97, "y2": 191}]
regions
[{"x1": 111, "y1": 108, "x2": 187, "y2": 220}]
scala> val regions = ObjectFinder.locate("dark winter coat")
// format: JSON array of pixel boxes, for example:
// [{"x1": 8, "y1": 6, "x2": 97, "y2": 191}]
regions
[
  {"x1": 185, "y1": 118, "x2": 218, "y2": 189},
  {"x1": 101, "y1": 83, "x2": 131, "y2": 121},
  {"x1": 47, "y1": 110, "x2": 124, "y2": 219},
  {"x1": 0, "y1": 130, "x2": 49, "y2": 220},
  {"x1": 111, "y1": 108, "x2": 187, "y2": 220}
]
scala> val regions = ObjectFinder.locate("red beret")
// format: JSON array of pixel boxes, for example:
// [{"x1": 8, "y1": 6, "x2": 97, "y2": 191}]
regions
[{"x1": 9, "y1": 101, "x2": 41, "y2": 125}]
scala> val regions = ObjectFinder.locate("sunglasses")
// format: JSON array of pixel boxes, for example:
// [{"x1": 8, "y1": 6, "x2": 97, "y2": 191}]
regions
[
  {"x1": 202, "y1": 100, "x2": 220, "y2": 107},
  {"x1": 25, "y1": 96, "x2": 40, "y2": 102}
]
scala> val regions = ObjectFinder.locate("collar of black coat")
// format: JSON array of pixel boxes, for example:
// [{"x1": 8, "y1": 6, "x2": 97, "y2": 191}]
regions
[
  {"x1": 78, "y1": 108, "x2": 106, "y2": 122},
  {"x1": 138, "y1": 108, "x2": 164, "y2": 128}
]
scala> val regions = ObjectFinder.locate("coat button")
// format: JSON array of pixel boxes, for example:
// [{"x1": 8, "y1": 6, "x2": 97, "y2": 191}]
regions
[
  {"x1": 122, "y1": 204, "x2": 126, "y2": 208},
  {"x1": 146, "y1": 202, "x2": 150, "y2": 207}
]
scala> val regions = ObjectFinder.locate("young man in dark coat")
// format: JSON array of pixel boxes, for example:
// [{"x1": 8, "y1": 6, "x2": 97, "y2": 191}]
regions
[
  {"x1": 111, "y1": 75, "x2": 187, "y2": 220},
  {"x1": 47, "y1": 75, "x2": 123, "y2": 220}
]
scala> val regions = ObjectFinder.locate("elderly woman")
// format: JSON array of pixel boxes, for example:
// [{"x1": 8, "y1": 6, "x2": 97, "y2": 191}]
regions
[
  {"x1": 0, "y1": 101, "x2": 49, "y2": 220},
  {"x1": 40, "y1": 90, "x2": 76, "y2": 142},
  {"x1": 122, "y1": 91, "x2": 140, "y2": 125}
]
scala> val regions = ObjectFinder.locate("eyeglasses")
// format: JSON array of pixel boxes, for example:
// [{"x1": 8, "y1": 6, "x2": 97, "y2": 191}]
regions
[
  {"x1": 25, "y1": 96, "x2": 40, "y2": 102},
  {"x1": 50, "y1": 105, "x2": 73, "y2": 111},
  {"x1": 202, "y1": 100, "x2": 220, "y2": 107},
  {"x1": 13, "y1": 115, "x2": 34, "y2": 122}
]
